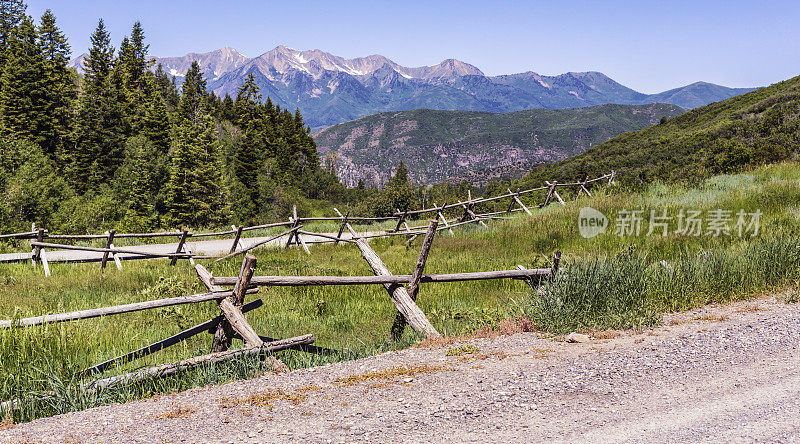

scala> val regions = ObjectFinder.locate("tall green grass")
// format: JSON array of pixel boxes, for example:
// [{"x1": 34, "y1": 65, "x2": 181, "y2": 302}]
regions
[
  {"x1": 527, "y1": 236, "x2": 800, "y2": 333},
  {"x1": 1, "y1": 162, "x2": 799, "y2": 423}
]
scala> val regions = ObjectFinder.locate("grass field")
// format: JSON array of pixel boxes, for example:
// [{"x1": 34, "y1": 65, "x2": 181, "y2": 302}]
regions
[{"x1": 2, "y1": 162, "x2": 799, "y2": 422}]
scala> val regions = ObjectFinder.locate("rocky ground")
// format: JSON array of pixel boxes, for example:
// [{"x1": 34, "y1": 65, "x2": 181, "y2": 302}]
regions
[{"x1": 2, "y1": 294, "x2": 798, "y2": 443}]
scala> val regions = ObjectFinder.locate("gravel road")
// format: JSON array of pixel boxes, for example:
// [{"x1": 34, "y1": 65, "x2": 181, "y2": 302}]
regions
[{"x1": 2, "y1": 295, "x2": 798, "y2": 443}]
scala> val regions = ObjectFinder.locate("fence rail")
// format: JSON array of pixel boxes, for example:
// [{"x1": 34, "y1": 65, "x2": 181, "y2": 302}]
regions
[{"x1": 0, "y1": 171, "x2": 613, "y2": 274}]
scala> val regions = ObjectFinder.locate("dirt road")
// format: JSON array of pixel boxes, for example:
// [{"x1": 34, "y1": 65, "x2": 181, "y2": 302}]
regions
[{"x1": 2, "y1": 295, "x2": 798, "y2": 443}]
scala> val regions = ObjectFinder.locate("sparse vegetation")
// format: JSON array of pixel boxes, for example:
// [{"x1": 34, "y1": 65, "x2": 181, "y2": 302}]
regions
[
  {"x1": 445, "y1": 345, "x2": 481, "y2": 356},
  {"x1": 155, "y1": 404, "x2": 196, "y2": 419},
  {"x1": 219, "y1": 385, "x2": 320, "y2": 408},
  {"x1": 334, "y1": 365, "x2": 447, "y2": 386},
  {"x1": 785, "y1": 286, "x2": 800, "y2": 304}
]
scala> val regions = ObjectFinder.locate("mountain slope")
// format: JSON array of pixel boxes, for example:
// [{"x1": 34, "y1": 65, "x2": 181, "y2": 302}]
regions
[
  {"x1": 642, "y1": 81, "x2": 757, "y2": 109},
  {"x1": 69, "y1": 46, "x2": 756, "y2": 129},
  {"x1": 514, "y1": 75, "x2": 800, "y2": 189},
  {"x1": 313, "y1": 103, "x2": 685, "y2": 186},
  {"x1": 156, "y1": 46, "x2": 249, "y2": 80}
]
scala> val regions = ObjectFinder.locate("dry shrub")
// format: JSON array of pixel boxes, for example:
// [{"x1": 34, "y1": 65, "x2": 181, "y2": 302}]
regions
[
  {"x1": 591, "y1": 330, "x2": 622, "y2": 339},
  {"x1": 0, "y1": 414, "x2": 13, "y2": 431},
  {"x1": 220, "y1": 385, "x2": 321, "y2": 408},
  {"x1": 415, "y1": 316, "x2": 536, "y2": 349},
  {"x1": 497, "y1": 316, "x2": 537, "y2": 335},
  {"x1": 445, "y1": 344, "x2": 481, "y2": 356},
  {"x1": 692, "y1": 314, "x2": 729, "y2": 322},
  {"x1": 155, "y1": 405, "x2": 196, "y2": 419},
  {"x1": 334, "y1": 364, "x2": 447, "y2": 386},
  {"x1": 414, "y1": 330, "x2": 495, "y2": 349}
]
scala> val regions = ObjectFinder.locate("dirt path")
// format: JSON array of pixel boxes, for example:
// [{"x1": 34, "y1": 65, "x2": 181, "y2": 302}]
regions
[{"x1": 3, "y1": 295, "x2": 799, "y2": 443}]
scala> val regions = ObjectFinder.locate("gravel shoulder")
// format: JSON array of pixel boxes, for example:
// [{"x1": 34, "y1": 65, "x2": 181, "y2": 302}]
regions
[{"x1": 3, "y1": 295, "x2": 799, "y2": 443}]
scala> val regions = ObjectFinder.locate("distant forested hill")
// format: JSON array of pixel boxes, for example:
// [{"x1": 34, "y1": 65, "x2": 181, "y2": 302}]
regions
[
  {"x1": 513, "y1": 75, "x2": 800, "y2": 189},
  {"x1": 313, "y1": 103, "x2": 685, "y2": 186}
]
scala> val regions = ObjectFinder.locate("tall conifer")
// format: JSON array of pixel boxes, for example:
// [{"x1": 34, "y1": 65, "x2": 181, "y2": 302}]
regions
[
  {"x1": 71, "y1": 19, "x2": 125, "y2": 191},
  {"x1": 0, "y1": 0, "x2": 26, "y2": 80},
  {"x1": 0, "y1": 16, "x2": 48, "y2": 147},
  {"x1": 37, "y1": 9, "x2": 74, "y2": 159},
  {"x1": 179, "y1": 61, "x2": 207, "y2": 126},
  {"x1": 166, "y1": 115, "x2": 226, "y2": 227}
]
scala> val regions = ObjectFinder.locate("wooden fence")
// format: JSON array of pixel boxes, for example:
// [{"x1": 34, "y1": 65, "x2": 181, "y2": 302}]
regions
[
  {"x1": 0, "y1": 218, "x2": 561, "y2": 407},
  {"x1": 0, "y1": 170, "x2": 583, "y2": 409},
  {"x1": 0, "y1": 172, "x2": 613, "y2": 276}
]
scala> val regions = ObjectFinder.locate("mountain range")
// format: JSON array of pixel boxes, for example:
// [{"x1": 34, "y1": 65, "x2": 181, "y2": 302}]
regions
[
  {"x1": 313, "y1": 103, "x2": 685, "y2": 186},
  {"x1": 69, "y1": 46, "x2": 755, "y2": 130}
]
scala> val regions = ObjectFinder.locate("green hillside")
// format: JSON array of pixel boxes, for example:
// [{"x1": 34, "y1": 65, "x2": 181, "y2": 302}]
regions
[
  {"x1": 313, "y1": 103, "x2": 685, "y2": 186},
  {"x1": 515, "y1": 75, "x2": 800, "y2": 189}
]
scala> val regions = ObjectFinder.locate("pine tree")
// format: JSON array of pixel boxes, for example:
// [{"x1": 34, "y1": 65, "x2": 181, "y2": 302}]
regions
[
  {"x1": 0, "y1": 15, "x2": 48, "y2": 147},
  {"x1": 142, "y1": 84, "x2": 171, "y2": 154},
  {"x1": 386, "y1": 161, "x2": 413, "y2": 211},
  {"x1": 221, "y1": 94, "x2": 234, "y2": 121},
  {"x1": 0, "y1": 0, "x2": 26, "y2": 79},
  {"x1": 179, "y1": 61, "x2": 207, "y2": 126},
  {"x1": 117, "y1": 136, "x2": 157, "y2": 231},
  {"x1": 118, "y1": 21, "x2": 154, "y2": 133},
  {"x1": 71, "y1": 19, "x2": 126, "y2": 191},
  {"x1": 125, "y1": 21, "x2": 149, "y2": 91},
  {"x1": 235, "y1": 73, "x2": 262, "y2": 124},
  {"x1": 232, "y1": 74, "x2": 266, "y2": 198},
  {"x1": 153, "y1": 63, "x2": 179, "y2": 112},
  {"x1": 37, "y1": 9, "x2": 75, "y2": 159},
  {"x1": 166, "y1": 115, "x2": 226, "y2": 227}
]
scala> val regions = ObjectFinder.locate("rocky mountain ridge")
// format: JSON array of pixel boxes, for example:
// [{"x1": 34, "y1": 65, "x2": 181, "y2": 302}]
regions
[{"x1": 69, "y1": 46, "x2": 755, "y2": 130}]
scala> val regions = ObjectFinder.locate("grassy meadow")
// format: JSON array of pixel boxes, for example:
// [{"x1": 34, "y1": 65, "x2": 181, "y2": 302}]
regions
[{"x1": 2, "y1": 162, "x2": 800, "y2": 422}]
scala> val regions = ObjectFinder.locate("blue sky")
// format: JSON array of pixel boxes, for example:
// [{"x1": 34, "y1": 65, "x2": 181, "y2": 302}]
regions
[{"x1": 25, "y1": 0, "x2": 799, "y2": 93}]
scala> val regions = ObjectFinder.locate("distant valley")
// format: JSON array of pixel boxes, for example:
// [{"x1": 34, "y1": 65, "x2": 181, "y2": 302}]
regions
[
  {"x1": 313, "y1": 103, "x2": 685, "y2": 186},
  {"x1": 70, "y1": 46, "x2": 755, "y2": 130}
]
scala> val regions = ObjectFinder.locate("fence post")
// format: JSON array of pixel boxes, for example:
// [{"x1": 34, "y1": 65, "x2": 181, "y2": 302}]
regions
[
  {"x1": 170, "y1": 230, "x2": 189, "y2": 266},
  {"x1": 229, "y1": 225, "x2": 244, "y2": 253},
  {"x1": 458, "y1": 200, "x2": 488, "y2": 228},
  {"x1": 334, "y1": 208, "x2": 358, "y2": 238},
  {"x1": 545, "y1": 181, "x2": 566, "y2": 205},
  {"x1": 334, "y1": 209, "x2": 350, "y2": 245},
  {"x1": 31, "y1": 228, "x2": 44, "y2": 265},
  {"x1": 286, "y1": 206, "x2": 302, "y2": 250},
  {"x1": 354, "y1": 238, "x2": 440, "y2": 339},
  {"x1": 394, "y1": 208, "x2": 408, "y2": 233},
  {"x1": 551, "y1": 249, "x2": 562, "y2": 276},
  {"x1": 198, "y1": 256, "x2": 264, "y2": 352},
  {"x1": 392, "y1": 220, "x2": 438, "y2": 341},
  {"x1": 39, "y1": 246, "x2": 50, "y2": 277},
  {"x1": 100, "y1": 229, "x2": 116, "y2": 270},
  {"x1": 576, "y1": 176, "x2": 589, "y2": 200},
  {"x1": 109, "y1": 243, "x2": 123, "y2": 270},
  {"x1": 543, "y1": 182, "x2": 557, "y2": 207},
  {"x1": 508, "y1": 189, "x2": 532, "y2": 215},
  {"x1": 434, "y1": 202, "x2": 454, "y2": 234}
]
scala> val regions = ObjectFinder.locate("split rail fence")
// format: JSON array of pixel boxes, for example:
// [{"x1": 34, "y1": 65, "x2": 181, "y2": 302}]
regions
[
  {"x1": 0, "y1": 172, "x2": 613, "y2": 276},
  {"x1": 0, "y1": 172, "x2": 594, "y2": 409},
  {"x1": 1, "y1": 216, "x2": 562, "y2": 410}
]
